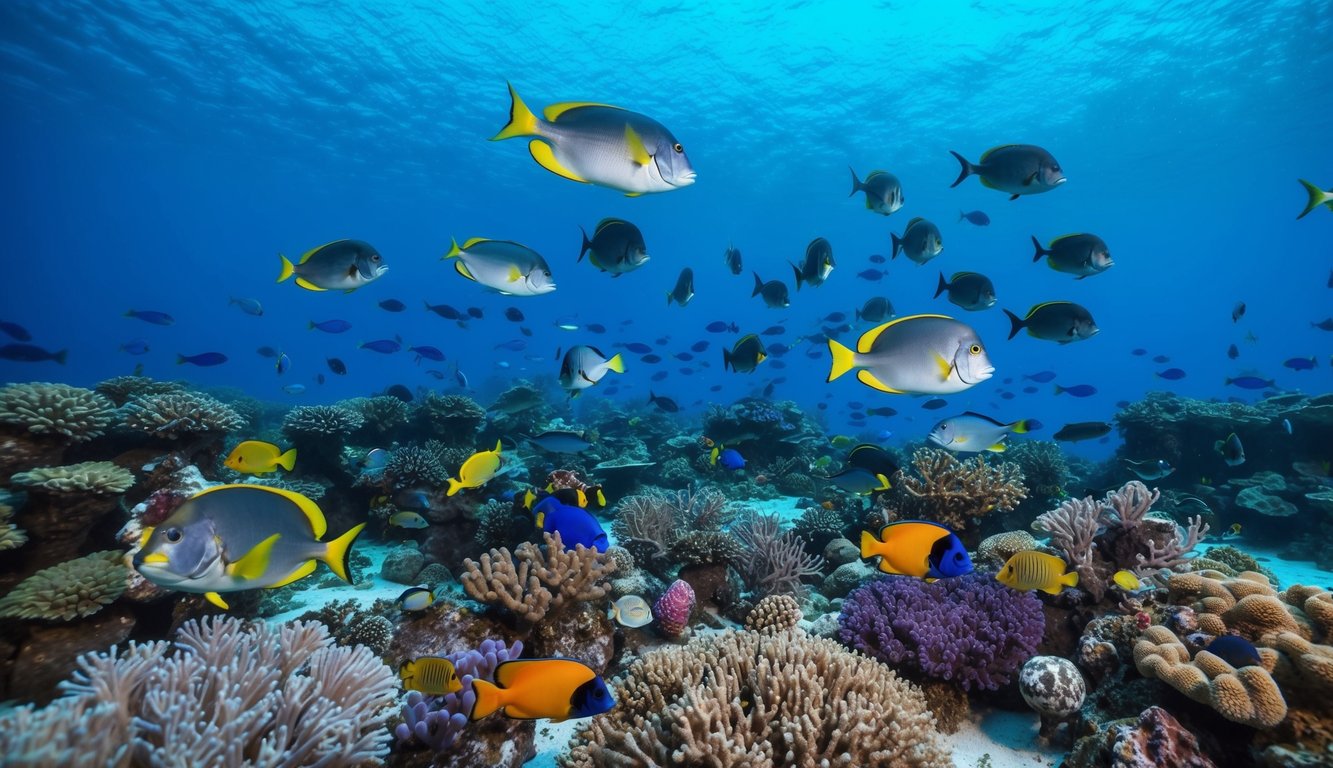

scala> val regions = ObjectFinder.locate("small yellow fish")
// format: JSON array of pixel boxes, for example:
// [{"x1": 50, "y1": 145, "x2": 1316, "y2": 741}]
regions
[
  {"x1": 1112, "y1": 570, "x2": 1141, "y2": 591},
  {"x1": 447, "y1": 440, "x2": 504, "y2": 496},
  {"x1": 389, "y1": 511, "x2": 429, "y2": 529},
  {"x1": 1229, "y1": 523, "x2": 1242, "y2": 536},
  {"x1": 224, "y1": 441, "x2": 296, "y2": 474},
  {"x1": 400, "y1": 657, "x2": 462, "y2": 695},
  {"x1": 396, "y1": 586, "x2": 435, "y2": 612},
  {"x1": 996, "y1": 551, "x2": 1079, "y2": 595},
  {"x1": 607, "y1": 595, "x2": 653, "y2": 628}
]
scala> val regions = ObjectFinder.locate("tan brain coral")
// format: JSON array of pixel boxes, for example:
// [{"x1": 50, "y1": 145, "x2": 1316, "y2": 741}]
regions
[{"x1": 1133, "y1": 625, "x2": 1287, "y2": 729}]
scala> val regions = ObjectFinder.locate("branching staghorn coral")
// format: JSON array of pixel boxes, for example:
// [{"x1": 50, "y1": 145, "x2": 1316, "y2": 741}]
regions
[
  {"x1": 559, "y1": 628, "x2": 950, "y2": 767},
  {"x1": 460, "y1": 531, "x2": 616, "y2": 624},
  {"x1": 0, "y1": 382, "x2": 117, "y2": 442},
  {"x1": 124, "y1": 391, "x2": 244, "y2": 439},
  {"x1": 731, "y1": 509, "x2": 824, "y2": 600},
  {"x1": 1033, "y1": 495, "x2": 1100, "y2": 580},
  {"x1": 889, "y1": 448, "x2": 1027, "y2": 532},
  {"x1": 0, "y1": 551, "x2": 128, "y2": 621},
  {"x1": 0, "y1": 616, "x2": 398, "y2": 766}
]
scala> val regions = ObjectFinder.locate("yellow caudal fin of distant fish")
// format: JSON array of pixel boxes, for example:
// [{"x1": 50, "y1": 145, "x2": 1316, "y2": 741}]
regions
[
  {"x1": 827, "y1": 339, "x2": 856, "y2": 381},
  {"x1": 277, "y1": 254, "x2": 296, "y2": 283},
  {"x1": 492, "y1": 83, "x2": 542, "y2": 141},
  {"x1": 1011, "y1": 419, "x2": 1033, "y2": 434},
  {"x1": 277, "y1": 448, "x2": 297, "y2": 472},
  {"x1": 444, "y1": 238, "x2": 463, "y2": 259},
  {"x1": 605, "y1": 353, "x2": 625, "y2": 373},
  {"x1": 1297, "y1": 179, "x2": 1332, "y2": 220},
  {"x1": 322, "y1": 523, "x2": 366, "y2": 583},
  {"x1": 1062, "y1": 570, "x2": 1079, "y2": 588}
]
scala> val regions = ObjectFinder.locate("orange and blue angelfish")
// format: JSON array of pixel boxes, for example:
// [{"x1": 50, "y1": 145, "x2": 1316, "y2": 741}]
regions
[
  {"x1": 470, "y1": 658, "x2": 615, "y2": 722},
  {"x1": 859, "y1": 520, "x2": 972, "y2": 579}
]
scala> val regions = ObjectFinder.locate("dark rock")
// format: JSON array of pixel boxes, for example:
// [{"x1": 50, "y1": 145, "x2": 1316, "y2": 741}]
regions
[
  {"x1": 6, "y1": 607, "x2": 135, "y2": 705},
  {"x1": 823, "y1": 537, "x2": 859, "y2": 566},
  {"x1": 382, "y1": 543, "x2": 427, "y2": 585},
  {"x1": 822, "y1": 561, "x2": 873, "y2": 598}
]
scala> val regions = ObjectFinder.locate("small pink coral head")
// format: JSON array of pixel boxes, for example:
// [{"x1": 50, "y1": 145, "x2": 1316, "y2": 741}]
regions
[
  {"x1": 1135, "y1": 611, "x2": 1152, "y2": 630},
  {"x1": 653, "y1": 579, "x2": 695, "y2": 638}
]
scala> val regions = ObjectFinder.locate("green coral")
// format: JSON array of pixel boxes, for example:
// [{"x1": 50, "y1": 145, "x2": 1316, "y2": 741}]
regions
[
  {"x1": 0, "y1": 502, "x2": 27, "y2": 550},
  {"x1": 10, "y1": 461, "x2": 134, "y2": 495},
  {"x1": 0, "y1": 551, "x2": 127, "y2": 621},
  {"x1": 124, "y1": 391, "x2": 245, "y2": 438},
  {"x1": 0, "y1": 382, "x2": 116, "y2": 442}
]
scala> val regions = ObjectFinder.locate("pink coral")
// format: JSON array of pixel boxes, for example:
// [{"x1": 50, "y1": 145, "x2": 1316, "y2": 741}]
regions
[{"x1": 654, "y1": 579, "x2": 695, "y2": 639}]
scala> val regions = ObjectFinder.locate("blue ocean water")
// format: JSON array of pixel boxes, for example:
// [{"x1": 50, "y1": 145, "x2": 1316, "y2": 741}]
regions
[{"x1": 2, "y1": 0, "x2": 1331, "y2": 459}]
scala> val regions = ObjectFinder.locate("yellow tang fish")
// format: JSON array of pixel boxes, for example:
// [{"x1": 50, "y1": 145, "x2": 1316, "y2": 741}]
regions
[
  {"x1": 470, "y1": 658, "x2": 615, "y2": 722},
  {"x1": 1112, "y1": 570, "x2": 1141, "y2": 591},
  {"x1": 447, "y1": 440, "x2": 504, "y2": 496},
  {"x1": 400, "y1": 657, "x2": 461, "y2": 695},
  {"x1": 996, "y1": 551, "x2": 1079, "y2": 595},
  {"x1": 224, "y1": 441, "x2": 296, "y2": 474}
]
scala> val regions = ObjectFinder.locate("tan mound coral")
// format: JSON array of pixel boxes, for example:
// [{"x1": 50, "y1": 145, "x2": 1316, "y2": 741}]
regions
[
  {"x1": 124, "y1": 391, "x2": 244, "y2": 439},
  {"x1": 1167, "y1": 570, "x2": 1313, "y2": 641},
  {"x1": 0, "y1": 382, "x2": 116, "y2": 442},
  {"x1": 744, "y1": 594, "x2": 802, "y2": 633},
  {"x1": 977, "y1": 530, "x2": 1039, "y2": 567},
  {"x1": 10, "y1": 461, "x2": 134, "y2": 495},
  {"x1": 0, "y1": 551, "x2": 128, "y2": 621},
  {"x1": 460, "y1": 532, "x2": 616, "y2": 624},
  {"x1": 1133, "y1": 624, "x2": 1287, "y2": 728},
  {"x1": 560, "y1": 628, "x2": 950, "y2": 767}
]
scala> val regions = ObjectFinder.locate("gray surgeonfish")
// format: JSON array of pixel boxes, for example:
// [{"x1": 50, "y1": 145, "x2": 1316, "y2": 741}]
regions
[
  {"x1": 491, "y1": 83, "x2": 696, "y2": 196},
  {"x1": 856, "y1": 296, "x2": 894, "y2": 323},
  {"x1": 949, "y1": 144, "x2": 1066, "y2": 200},
  {"x1": 278, "y1": 239, "x2": 387, "y2": 292},
  {"x1": 559, "y1": 345, "x2": 625, "y2": 396},
  {"x1": 826, "y1": 466, "x2": 892, "y2": 495},
  {"x1": 791, "y1": 237, "x2": 835, "y2": 289},
  {"x1": 751, "y1": 272, "x2": 790, "y2": 308},
  {"x1": 928, "y1": 412, "x2": 1034, "y2": 453},
  {"x1": 132, "y1": 484, "x2": 365, "y2": 610},
  {"x1": 890, "y1": 218, "x2": 943, "y2": 265},
  {"x1": 1031, "y1": 234, "x2": 1112, "y2": 278},
  {"x1": 667, "y1": 267, "x2": 695, "y2": 306},
  {"x1": 827, "y1": 314, "x2": 994, "y2": 395},
  {"x1": 724, "y1": 243, "x2": 743, "y2": 275},
  {"x1": 444, "y1": 238, "x2": 556, "y2": 296},
  {"x1": 527, "y1": 430, "x2": 594, "y2": 453},
  {"x1": 848, "y1": 168, "x2": 904, "y2": 215},
  {"x1": 1003, "y1": 302, "x2": 1099, "y2": 343},
  {"x1": 723, "y1": 334, "x2": 767, "y2": 373},
  {"x1": 580, "y1": 218, "x2": 649, "y2": 276},
  {"x1": 1215, "y1": 433, "x2": 1246, "y2": 466},
  {"x1": 1125, "y1": 458, "x2": 1175, "y2": 480},
  {"x1": 934, "y1": 272, "x2": 996, "y2": 311}
]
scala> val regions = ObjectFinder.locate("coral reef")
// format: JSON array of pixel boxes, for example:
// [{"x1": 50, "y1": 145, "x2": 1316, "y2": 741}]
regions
[
  {"x1": 654, "y1": 578, "x2": 696, "y2": 638},
  {"x1": 9, "y1": 461, "x2": 134, "y2": 495},
  {"x1": 744, "y1": 594, "x2": 802, "y2": 633},
  {"x1": 977, "y1": 529, "x2": 1041, "y2": 569},
  {"x1": 351, "y1": 395, "x2": 412, "y2": 437},
  {"x1": 460, "y1": 532, "x2": 616, "y2": 625},
  {"x1": 415, "y1": 392, "x2": 486, "y2": 440},
  {"x1": 93, "y1": 375, "x2": 184, "y2": 406},
  {"x1": 0, "y1": 501, "x2": 27, "y2": 550},
  {"x1": 9, "y1": 461, "x2": 136, "y2": 571},
  {"x1": 123, "y1": 390, "x2": 245, "y2": 439},
  {"x1": 791, "y1": 505, "x2": 847, "y2": 554},
  {"x1": 883, "y1": 447, "x2": 1027, "y2": 541},
  {"x1": 1019, "y1": 655, "x2": 1087, "y2": 718},
  {"x1": 0, "y1": 616, "x2": 398, "y2": 765},
  {"x1": 839, "y1": 573, "x2": 1044, "y2": 691},
  {"x1": 0, "y1": 551, "x2": 127, "y2": 621},
  {"x1": 282, "y1": 403, "x2": 365, "y2": 438},
  {"x1": 611, "y1": 486, "x2": 733, "y2": 577},
  {"x1": 385, "y1": 444, "x2": 449, "y2": 490},
  {"x1": 0, "y1": 382, "x2": 117, "y2": 443},
  {"x1": 731, "y1": 509, "x2": 825, "y2": 600},
  {"x1": 1133, "y1": 624, "x2": 1287, "y2": 728},
  {"x1": 297, "y1": 598, "x2": 397, "y2": 657}
]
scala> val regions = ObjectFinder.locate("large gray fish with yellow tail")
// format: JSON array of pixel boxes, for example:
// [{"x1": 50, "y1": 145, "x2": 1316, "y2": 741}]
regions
[
  {"x1": 491, "y1": 83, "x2": 696, "y2": 196},
  {"x1": 277, "y1": 239, "x2": 387, "y2": 292},
  {"x1": 132, "y1": 484, "x2": 365, "y2": 610},
  {"x1": 827, "y1": 314, "x2": 993, "y2": 395},
  {"x1": 444, "y1": 238, "x2": 556, "y2": 297}
]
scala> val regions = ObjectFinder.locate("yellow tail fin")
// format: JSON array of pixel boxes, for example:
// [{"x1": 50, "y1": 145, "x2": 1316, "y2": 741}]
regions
[
  {"x1": 859, "y1": 529, "x2": 880, "y2": 559},
  {"x1": 1063, "y1": 570, "x2": 1080, "y2": 587},
  {"x1": 605, "y1": 353, "x2": 625, "y2": 374},
  {"x1": 469, "y1": 679, "x2": 503, "y2": 720},
  {"x1": 277, "y1": 448, "x2": 297, "y2": 472},
  {"x1": 443, "y1": 238, "x2": 463, "y2": 259},
  {"x1": 491, "y1": 83, "x2": 542, "y2": 141},
  {"x1": 446, "y1": 477, "x2": 464, "y2": 496},
  {"x1": 1011, "y1": 419, "x2": 1032, "y2": 434},
  {"x1": 322, "y1": 523, "x2": 365, "y2": 583},
  {"x1": 1297, "y1": 179, "x2": 1330, "y2": 220},
  {"x1": 827, "y1": 339, "x2": 856, "y2": 382},
  {"x1": 277, "y1": 254, "x2": 295, "y2": 282}
]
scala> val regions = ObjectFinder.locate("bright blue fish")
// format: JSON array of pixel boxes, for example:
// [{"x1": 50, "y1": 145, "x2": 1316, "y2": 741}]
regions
[
  {"x1": 177, "y1": 352, "x2": 227, "y2": 366},
  {"x1": 532, "y1": 497, "x2": 608, "y2": 552},
  {"x1": 309, "y1": 319, "x2": 352, "y2": 333}
]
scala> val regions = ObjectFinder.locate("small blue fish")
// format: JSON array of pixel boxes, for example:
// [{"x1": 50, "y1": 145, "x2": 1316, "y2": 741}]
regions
[
  {"x1": 229, "y1": 297, "x2": 264, "y2": 316},
  {"x1": 177, "y1": 352, "x2": 228, "y2": 367},
  {"x1": 532, "y1": 496, "x2": 608, "y2": 552},
  {"x1": 379, "y1": 299, "x2": 407, "y2": 312},
  {"x1": 282, "y1": 384, "x2": 306, "y2": 395},
  {"x1": 257, "y1": 346, "x2": 280, "y2": 358},
  {"x1": 623, "y1": 342, "x2": 652, "y2": 354},
  {"x1": 1206, "y1": 635, "x2": 1261, "y2": 668},
  {"x1": 705, "y1": 321, "x2": 738, "y2": 333},
  {"x1": 120, "y1": 339, "x2": 150, "y2": 355},
  {"x1": 360, "y1": 338, "x2": 402, "y2": 354},
  {"x1": 1225, "y1": 376, "x2": 1275, "y2": 390},
  {"x1": 125, "y1": 309, "x2": 175, "y2": 326},
  {"x1": 1023, "y1": 370, "x2": 1057, "y2": 383},
  {"x1": 1156, "y1": 368, "x2": 1187, "y2": 380},
  {"x1": 1054, "y1": 384, "x2": 1098, "y2": 397},
  {"x1": 276, "y1": 353, "x2": 291, "y2": 375},
  {"x1": 641, "y1": 354, "x2": 662, "y2": 364},
  {"x1": 921, "y1": 398, "x2": 948, "y2": 410},
  {"x1": 857, "y1": 269, "x2": 885, "y2": 281},
  {"x1": 710, "y1": 445, "x2": 745, "y2": 470},
  {"x1": 0, "y1": 321, "x2": 32, "y2": 341},
  {"x1": 586, "y1": 323, "x2": 607, "y2": 333},
  {"x1": 1283, "y1": 357, "x2": 1316, "y2": 371},
  {"x1": 411, "y1": 345, "x2": 445, "y2": 362},
  {"x1": 958, "y1": 210, "x2": 990, "y2": 226},
  {"x1": 309, "y1": 318, "x2": 352, "y2": 333}
]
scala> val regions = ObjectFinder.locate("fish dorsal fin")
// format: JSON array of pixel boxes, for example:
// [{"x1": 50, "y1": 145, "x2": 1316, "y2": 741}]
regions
[
  {"x1": 299, "y1": 240, "x2": 345, "y2": 264},
  {"x1": 268, "y1": 560, "x2": 318, "y2": 588},
  {"x1": 951, "y1": 272, "x2": 977, "y2": 281},
  {"x1": 462, "y1": 237, "x2": 491, "y2": 249},
  {"x1": 980, "y1": 145, "x2": 1018, "y2": 162},
  {"x1": 856, "y1": 314, "x2": 951, "y2": 355},
  {"x1": 624, "y1": 125, "x2": 651, "y2": 166},
  {"x1": 595, "y1": 218, "x2": 630, "y2": 234},
  {"x1": 455, "y1": 260, "x2": 476, "y2": 281},
  {"x1": 856, "y1": 369, "x2": 904, "y2": 394},
  {"x1": 529, "y1": 140, "x2": 588, "y2": 183},
  {"x1": 543, "y1": 101, "x2": 620, "y2": 121},
  {"x1": 1049, "y1": 233, "x2": 1082, "y2": 245},
  {"x1": 906, "y1": 217, "x2": 925, "y2": 229},
  {"x1": 1027, "y1": 301, "x2": 1071, "y2": 318},
  {"x1": 961, "y1": 411, "x2": 1005, "y2": 426},
  {"x1": 294, "y1": 278, "x2": 327, "y2": 292},
  {"x1": 226, "y1": 532, "x2": 281, "y2": 580}
]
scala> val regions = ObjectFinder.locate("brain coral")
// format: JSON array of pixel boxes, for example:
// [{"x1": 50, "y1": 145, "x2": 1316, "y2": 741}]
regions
[{"x1": 0, "y1": 382, "x2": 116, "y2": 442}]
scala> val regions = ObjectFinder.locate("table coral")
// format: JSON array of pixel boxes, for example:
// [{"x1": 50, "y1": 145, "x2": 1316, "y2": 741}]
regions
[
  {"x1": 0, "y1": 551, "x2": 127, "y2": 621},
  {"x1": 124, "y1": 390, "x2": 244, "y2": 439},
  {"x1": 0, "y1": 502, "x2": 26, "y2": 550},
  {"x1": 559, "y1": 628, "x2": 951, "y2": 767},
  {"x1": 0, "y1": 382, "x2": 116, "y2": 443},
  {"x1": 93, "y1": 375, "x2": 184, "y2": 406}
]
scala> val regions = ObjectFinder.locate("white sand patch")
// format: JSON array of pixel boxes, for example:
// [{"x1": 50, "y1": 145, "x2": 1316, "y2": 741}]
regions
[
  {"x1": 1198, "y1": 541, "x2": 1333, "y2": 588},
  {"x1": 525, "y1": 718, "x2": 580, "y2": 767},
  {"x1": 264, "y1": 541, "x2": 420, "y2": 624},
  {"x1": 951, "y1": 707, "x2": 1064, "y2": 767},
  {"x1": 730, "y1": 494, "x2": 810, "y2": 525}
]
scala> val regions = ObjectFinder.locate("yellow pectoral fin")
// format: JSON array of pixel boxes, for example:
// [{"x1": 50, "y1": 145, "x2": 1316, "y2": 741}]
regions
[
  {"x1": 507, "y1": 266, "x2": 522, "y2": 282},
  {"x1": 988, "y1": 442, "x2": 1007, "y2": 452},
  {"x1": 624, "y1": 124, "x2": 651, "y2": 166},
  {"x1": 933, "y1": 353, "x2": 954, "y2": 381},
  {"x1": 226, "y1": 533, "x2": 281, "y2": 581},
  {"x1": 529, "y1": 141, "x2": 587, "y2": 183},
  {"x1": 856, "y1": 369, "x2": 904, "y2": 394},
  {"x1": 295, "y1": 278, "x2": 327, "y2": 292},
  {"x1": 268, "y1": 560, "x2": 318, "y2": 588},
  {"x1": 205, "y1": 592, "x2": 230, "y2": 610}
]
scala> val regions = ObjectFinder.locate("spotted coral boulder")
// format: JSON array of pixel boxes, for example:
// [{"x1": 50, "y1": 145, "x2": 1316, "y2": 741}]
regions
[{"x1": 1019, "y1": 654, "x2": 1087, "y2": 717}]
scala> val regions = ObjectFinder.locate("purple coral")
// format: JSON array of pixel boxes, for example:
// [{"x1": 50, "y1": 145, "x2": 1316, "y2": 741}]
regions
[
  {"x1": 395, "y1": 638, "x2": 523, "y2": 753},
  {"x1": 838, "y1": 574, "x2": 1044, "y2": 691}
]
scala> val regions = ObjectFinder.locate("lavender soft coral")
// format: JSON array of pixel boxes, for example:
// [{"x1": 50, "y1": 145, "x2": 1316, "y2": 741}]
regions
[
  {"x1": 838, "y1": 573, "x2": 1044, "y2": 691},
  {"x1": 396, "y1": 638, "x2": 524, "y2": 753}
]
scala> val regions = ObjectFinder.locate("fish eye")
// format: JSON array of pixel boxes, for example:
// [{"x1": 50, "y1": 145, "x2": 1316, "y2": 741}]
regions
[
  {"x1": 673, "y1": 143, "x2": 683, "y2": 153},
  {"x1": 969, "y1": 344, "x2": 981, "y2": 355},
  {"x1": 165, "y1": 527, "x2": 182, "y2": 542},
  {"x1": 371, "y1": 254, "x2": 381, "y2": 261}
]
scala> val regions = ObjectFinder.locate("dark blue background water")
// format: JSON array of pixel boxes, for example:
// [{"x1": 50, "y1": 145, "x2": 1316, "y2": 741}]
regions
[{"x1": 3, "y1": 1, "x2": 1331, "y2": 459}]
